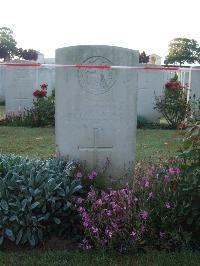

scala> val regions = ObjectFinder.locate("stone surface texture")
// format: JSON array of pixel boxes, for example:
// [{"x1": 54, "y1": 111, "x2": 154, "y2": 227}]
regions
[{"x1": 55, "y1": 45, "x2": 139, "y2": 180}]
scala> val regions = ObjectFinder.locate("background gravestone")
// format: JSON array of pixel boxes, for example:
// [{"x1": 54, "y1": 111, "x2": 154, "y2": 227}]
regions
[
  {"x1": 0, "y1": 66, "x2": 6, "y2": 102},
  {"x1": 190, "y1": 67, "x2": 200, "y2": 99},
  {"x1": 5, "y1": 60, "x2": 37, "y2": 113},
  {"x1": 56, "y1": 45, "x2": 139, "y2": 181},
  {"x1": 137, "y1": 65, "x2": 176, "y2": 122},
  {"x1": 4, "y1": 60, "x2": 55, "y2": 113}
]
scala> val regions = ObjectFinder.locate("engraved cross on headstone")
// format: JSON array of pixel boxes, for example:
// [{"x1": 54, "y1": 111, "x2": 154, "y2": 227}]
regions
[{"x1": 78, "y1": 128, "x2": 113, "y2": 168}]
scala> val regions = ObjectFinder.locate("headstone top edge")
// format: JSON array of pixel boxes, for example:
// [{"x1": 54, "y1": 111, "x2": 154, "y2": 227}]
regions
[{"x1": 56, "y1": 45, "x2": 139, "y2": 54}]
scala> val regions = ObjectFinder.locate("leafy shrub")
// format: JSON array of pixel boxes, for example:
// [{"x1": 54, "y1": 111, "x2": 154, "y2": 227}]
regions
[
  {"x1": 0, "y1": 154, "x2": 82, "y2": 246},
  {"x1": 154, "y1": 74, "x2": 189, "y2": 128}
]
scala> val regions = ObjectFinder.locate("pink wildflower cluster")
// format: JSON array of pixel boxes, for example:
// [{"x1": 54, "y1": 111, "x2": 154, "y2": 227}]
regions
[
  {"x1": 77, "y1": 187, "x2": 148, "y2": 251},
  {"x1": 75, "y1": 170, "x2": 98, "y2": 180}
]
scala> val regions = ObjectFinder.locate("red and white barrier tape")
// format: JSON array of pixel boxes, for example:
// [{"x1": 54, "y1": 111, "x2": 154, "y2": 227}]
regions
[
  {"x1": 0, "y1": 63, "x2": 197, "y2": 71},
  {"x1": 0, "y1": 63, "x2": 200, "y2": 72}
]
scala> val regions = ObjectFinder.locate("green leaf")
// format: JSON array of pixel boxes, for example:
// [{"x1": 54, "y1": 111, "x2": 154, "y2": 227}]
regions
[
  {"x1": 53, "y1": 217, "x2": 61, "y2": 224},
  {"x1": 16, "y1": 229, "x2": 23, "y2": 245},
  {"x1": 5, "y1": 228, "x2": 15, "y2": 241},
  {"x1": 0, "y1": 200, "x2": 8, "y2": 211},
  {"x1": 31, "y1": 202, "x2": 40, "y2": 209}
]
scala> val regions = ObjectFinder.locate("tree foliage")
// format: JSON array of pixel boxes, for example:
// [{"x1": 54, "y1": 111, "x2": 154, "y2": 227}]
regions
[
  {"x1": 0, "y1": 27, "x2": 17, "y2": 61},
  {"x1": 17, "y1": 48, "x2": 38, "y2": 61},
  {"x1": 139, "y1": 51, "x2": 149, "y2": 63},
  {"x1": 165, "y1": 38, "x2": 200, "y2": 66}
]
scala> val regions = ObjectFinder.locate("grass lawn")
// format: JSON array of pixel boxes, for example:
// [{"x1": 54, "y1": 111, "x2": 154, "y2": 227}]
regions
[
  {"x1": 0, "y1": 126, "x2": 183, "y2": 160},
  {"x1": 0, "y1": 250, "x2": 199, "y2": 266}
]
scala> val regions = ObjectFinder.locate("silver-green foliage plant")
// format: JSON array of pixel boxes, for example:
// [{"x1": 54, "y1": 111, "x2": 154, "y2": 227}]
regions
[{"x1": 0, "y1": 155, "x2": 82, "y2": 246}]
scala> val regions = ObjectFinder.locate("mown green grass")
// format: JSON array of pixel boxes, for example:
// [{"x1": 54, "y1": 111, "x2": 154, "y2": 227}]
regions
[
  {"x1": 0, "y1": 126, "x2": 183, "y2": 160},
  {"x1": 0, "y1": 250, "x2": 199, "y2": 266}
]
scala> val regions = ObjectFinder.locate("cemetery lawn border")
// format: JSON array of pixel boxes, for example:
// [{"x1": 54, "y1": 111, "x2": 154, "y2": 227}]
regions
[{"x1": 0, "y1": 250, "x2": 199, "y2": 265}]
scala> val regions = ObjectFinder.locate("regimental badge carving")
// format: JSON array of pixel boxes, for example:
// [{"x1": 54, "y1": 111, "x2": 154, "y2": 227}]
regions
[{"x1": 78, "y1": 56, "x2": 117, "y2": 94}]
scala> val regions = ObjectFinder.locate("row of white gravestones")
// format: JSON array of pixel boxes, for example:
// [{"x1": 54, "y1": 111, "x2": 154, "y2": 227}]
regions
[
  {"x1": 3, "y1": 60, "x2": 55, "y2": 113},
  {"x1": 55, "y1": 45, "x2": 138, "y2": 181}
]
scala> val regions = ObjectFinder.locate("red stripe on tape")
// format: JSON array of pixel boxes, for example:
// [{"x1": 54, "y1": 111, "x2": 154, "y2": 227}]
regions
[
  {"x1": 75, "y1": 65, "x2": 111, "y2": 69},
  {"x1": 2, "y1": 63, "x2": 41, "y2": 67}
]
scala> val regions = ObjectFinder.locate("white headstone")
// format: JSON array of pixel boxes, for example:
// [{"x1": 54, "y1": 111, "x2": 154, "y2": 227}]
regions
[
  {"x1": 0, "y1": 66, "x2": 5, "y2": 102},
  {"x1": 191, "y1": 67, "x2": 200, "y2": 99},
  {"x1": 5, "y1": 60, "x2": 37, "y2": 113},
  {"x1": 56, "y1": 45, "x2": 138, "y2": 181},
  {"x1": 137, "y1": 65, "x2": 165, "y2": 122}
]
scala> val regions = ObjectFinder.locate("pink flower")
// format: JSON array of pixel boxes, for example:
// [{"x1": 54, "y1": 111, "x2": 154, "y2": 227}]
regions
[
  {"x1": 148, "y1": 192, "x2": 154, "y2": 199},
  {"x1": 78, "y1": 207, "x2": 85, "y2": 213},
  {"x1": 88, "y1": 170, "x2": 97, "y2": 180},
  {"x1": 106, "y1": 210, "x2": 112, "y2": 216},
  {"x1": 91, "y1": 227, "x2": 99, "y2": 234},
  {"x1": 96, "y1": 199, "x2": 103, "y2": 206},
  {"x1": 168, "y1": 167, "x2": 180, "y2": 175},
  {"x1": 130, "y1": 231, "x2": 136, "y2": 238},
  {"x1": 75, "y1": 171, "x2": 82, "y2": 178},
  {"x1": 164, "y1": 175, "x2": 170, "y2": 182},
  {"x1": 144, "y1": 180, "x2": 150, "y2": 188},
  {"x1": 165, "y1": 202, "x2": 171, "y2": 209},
  {"x1": 76, "y1": 197, "x2": 83, "y2": 204},
  {"x1": 111, "y1": 223, "x2": 118, "y2": 230},
  {"x1": 105, "y1": 229, "x2": 112, "y2": 238},
  {"x1": 141, "y1": 210, "x2": 148, "y2": 220},
  {"x1": 159, "y1": 231, "x2": 165, "y2": 238}
]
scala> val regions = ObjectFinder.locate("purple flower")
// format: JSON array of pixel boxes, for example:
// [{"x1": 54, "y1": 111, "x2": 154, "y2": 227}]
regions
[
  {"x1": 96, "y1": 199, "x2": 103, "y2": 206},
  {"x1": 165, "y1": 202, "x2": 171, "y2": 209},
  {"x1": 76, "y1": 197, "x2": 83, "y2": 204},
  {"x1": 130, "y1": 231, "x2": 136, "y2": 238},
  {"x1": 141, "y1": 225, "x2": 145, "y2": 233},
  {"x1": 141, "y1": 210, "x2": 148, "y2": 220},
  {"x1": 164, "y1": 175, "x2": 170, "y2": 182},
  {"x1": 148, "y1": 192, "x2": 154, "y2": 199},
  {"x1": 75, "y1": 171, "x2": 82, "y2": 178},
  {"x1": 78, "y1": 207, "x2": 85, "y2": 213},
  {"x1": 91, "y1": 226, "x2": 99, "y2": 234},
  {"x1": 105, "y1": 229, "x2": 112, "y2": 238},
  {"x1": 87, "y1": 190, "x2": 96, "y2": 200},
  {"x1": 168, "y1": 168, "x2": 176, "y2": 175},
  {"x1": 88, "y1": 170, "x2": 97, "y2": 180},
  {"x1": 111, "y1": 222, "x2": 118, "y2": 230},
  {"x1": 168, "y1": 167, "x2": 180, "y2": 175},
  {"x1": 159, "y1": 231, "x2": 165, "y2": 238},
  {"x1": 106, "y1": 210, "x2": 112, "y2": 216},
  {"x1": 144, "y1": 180, "x2": 150, "y2": 188}
]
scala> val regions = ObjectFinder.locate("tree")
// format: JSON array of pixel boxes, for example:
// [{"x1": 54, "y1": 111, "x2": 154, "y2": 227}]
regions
[
  {"x1": 165, "y1": 38, "x2": 200, "y2": 66},
  {"x1": 17, "y1": 48, "x2": 38, "y2": 61},
  {"x1": 0, "y1": 27, "x2": 17, "y2": 61},
  {"x1": 139, "y1": 51, "x2": 149, "y2": 63}
]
